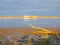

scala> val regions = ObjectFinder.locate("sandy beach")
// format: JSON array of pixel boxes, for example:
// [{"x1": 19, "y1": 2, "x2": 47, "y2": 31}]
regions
[{"x1": 0, "y1": 27, "x2": 60, "y2": 36}]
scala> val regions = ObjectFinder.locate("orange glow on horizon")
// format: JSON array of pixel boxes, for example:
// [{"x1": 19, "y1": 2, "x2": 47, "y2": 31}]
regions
[{"x1": 0, "y1": 16, "x2": 60, "y2": 19}]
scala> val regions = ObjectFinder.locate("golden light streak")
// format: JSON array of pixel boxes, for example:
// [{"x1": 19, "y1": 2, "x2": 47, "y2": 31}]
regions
[
  {"x1": 0, "y1": 16, "x2": 60, "y2": 19},
  {"x1": 30, "y1": 24, "x2": 50, "y2": 32},
  {"x1": 30, "y1": 24, "x2": 60, "y2": 38},
  {"x1": 30, "y1": 24, "x2": 53, "y2": 38},
  {"x1": 30, "y1": 24, "x2": 50, "y2": 38}
]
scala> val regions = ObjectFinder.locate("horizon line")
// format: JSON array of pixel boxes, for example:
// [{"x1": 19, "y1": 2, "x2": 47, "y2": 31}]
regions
[{"x1": 0, "y1": 16, "x2": 60, "y2": 19}]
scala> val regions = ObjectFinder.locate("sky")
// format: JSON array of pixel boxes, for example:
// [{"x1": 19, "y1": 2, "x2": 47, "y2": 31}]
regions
[
  {"x1": 0, "y1": 0, "x2": 60, "y2": 27},
  {"x1": 0, "y1": 0, "x2": 60, "y2": 16}
]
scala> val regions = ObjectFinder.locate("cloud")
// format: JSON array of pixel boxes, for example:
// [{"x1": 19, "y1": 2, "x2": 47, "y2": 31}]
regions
[
  {"x1": 0, "y1": 0, "x2": 60, "y2": 16},
  {"x1": 19, "y1": 8, "x2": 49, "y2": 12}
]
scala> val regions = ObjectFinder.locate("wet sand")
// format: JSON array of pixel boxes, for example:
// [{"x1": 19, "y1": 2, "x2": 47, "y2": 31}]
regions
[{"x1": 0, "y1": 27, "x2": 60, "y2": 36}]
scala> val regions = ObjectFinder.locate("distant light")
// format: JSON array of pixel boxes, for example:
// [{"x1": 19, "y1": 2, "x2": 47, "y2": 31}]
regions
[
  {"x1": 23, "y1": 16, "x2": 31, "y2": 19},
  {"x1": 0, "y1": 16, "x2": 60, "y2": 19}
]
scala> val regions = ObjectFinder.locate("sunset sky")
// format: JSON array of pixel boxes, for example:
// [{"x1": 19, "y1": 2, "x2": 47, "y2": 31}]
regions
[{"x1": 0, "y1": 0, "x2": 60, "y2": 16}]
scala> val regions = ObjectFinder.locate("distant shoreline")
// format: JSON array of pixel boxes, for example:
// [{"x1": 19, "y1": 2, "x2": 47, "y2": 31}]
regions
[{"x1": 0, "y1": 16, "x2": 60, "y2": 19}]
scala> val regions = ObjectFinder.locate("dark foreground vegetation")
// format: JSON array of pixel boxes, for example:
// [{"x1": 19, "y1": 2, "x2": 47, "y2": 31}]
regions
[{"x1": 0, "y1": 33, "x2": 60, "y2": 45}]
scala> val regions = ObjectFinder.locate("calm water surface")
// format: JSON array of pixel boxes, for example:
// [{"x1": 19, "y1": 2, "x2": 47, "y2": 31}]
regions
[{"x1": 0, "y1": 18, "x2": 60, "y2": 27}]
